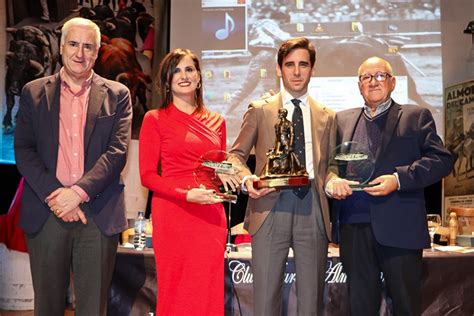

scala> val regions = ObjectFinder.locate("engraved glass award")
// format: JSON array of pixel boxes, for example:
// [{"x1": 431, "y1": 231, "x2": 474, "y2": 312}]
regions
[
  {"x1": 329, "y1": 141, "x2": 375, "y2": 190},
  {"x1": 194, "y1": 150, "x2": 240, "y2": 203}
]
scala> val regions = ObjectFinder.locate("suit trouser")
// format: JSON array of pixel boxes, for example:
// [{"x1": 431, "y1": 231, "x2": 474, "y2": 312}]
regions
[
  {"x1": 339, "y1": 223, "x2": 423, "y2": 316},
  {"x1": 26, "y1": 215, "x2": 119, "y2": 316},
  {"x1": 252, "y1": 188, "x2": 328, "y2": 316}
]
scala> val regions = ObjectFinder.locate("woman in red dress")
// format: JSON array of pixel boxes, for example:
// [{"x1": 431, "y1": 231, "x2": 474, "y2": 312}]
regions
[{"x1": 139, "y1": 48, "x2": 232, "y2": 315}]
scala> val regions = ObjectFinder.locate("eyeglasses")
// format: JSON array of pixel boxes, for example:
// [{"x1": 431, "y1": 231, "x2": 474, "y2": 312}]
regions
[{"x1": 359, "y1": 72, "x2": 392, "y2": 84}]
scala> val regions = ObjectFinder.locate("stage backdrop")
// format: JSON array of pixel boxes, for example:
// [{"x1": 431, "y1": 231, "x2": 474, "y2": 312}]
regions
[
  {"x1": 3, "y1": 0, "x2": 473, "y2": 218},
  {"x1": 0, "y1": 0, "x2": 161, "y2": 217},
  {"x1": 440, "y1": 0, "x2": 474, "y2": 221},
  {"x1": 443, "y1": 79, "x2": 474, "y2": 219},
  {"x1": 170, "y1": 0, "x2": 445, "y2": 148}
]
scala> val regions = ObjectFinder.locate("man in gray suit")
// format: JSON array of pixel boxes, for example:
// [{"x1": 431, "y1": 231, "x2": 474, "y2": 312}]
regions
[
  {"x1": 229, "y1": 37, "x2": 337, "y2": 315},
  {"x1": 14, "y1": 17, "x2": 132, "y2": 316}
]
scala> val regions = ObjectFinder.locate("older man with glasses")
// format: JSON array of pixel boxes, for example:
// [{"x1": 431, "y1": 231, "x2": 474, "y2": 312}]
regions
[{"x1": 326, "y1": 56, "x2": 453, "y2": 316}]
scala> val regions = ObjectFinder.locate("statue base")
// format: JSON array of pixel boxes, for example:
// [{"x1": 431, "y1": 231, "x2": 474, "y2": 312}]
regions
[{"x1": 253, "y1": 176, "x2": 310, "y2": 190}]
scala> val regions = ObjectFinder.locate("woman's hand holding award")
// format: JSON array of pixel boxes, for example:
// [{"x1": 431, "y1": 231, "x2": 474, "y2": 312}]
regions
[
  {"x1": 194, "y1": 150, "x2": 242, "y2": 203},
  {"x1": 329, "y1": 141, "x2": 376, "y2": 190}
]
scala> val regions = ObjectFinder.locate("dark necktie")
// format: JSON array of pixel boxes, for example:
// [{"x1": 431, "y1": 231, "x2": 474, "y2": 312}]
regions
[{"x1": 291, "y1": 99, "x2": 309, "y2": 199}]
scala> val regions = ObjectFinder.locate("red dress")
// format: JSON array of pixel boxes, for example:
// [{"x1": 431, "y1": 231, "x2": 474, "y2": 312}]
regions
[{"x1": 139, "y1": 104, "x2": 227, "y2": 315}]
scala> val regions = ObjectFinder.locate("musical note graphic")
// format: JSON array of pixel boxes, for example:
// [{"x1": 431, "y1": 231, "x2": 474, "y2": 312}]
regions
[{"x1": 215, "y1": 12, "x2": 235, "y2": 41}]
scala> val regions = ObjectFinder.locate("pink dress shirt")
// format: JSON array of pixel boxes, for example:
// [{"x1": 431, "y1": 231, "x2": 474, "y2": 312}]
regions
[{"x1": 56, "y1": 69, "x2": 92, "y2": 201}]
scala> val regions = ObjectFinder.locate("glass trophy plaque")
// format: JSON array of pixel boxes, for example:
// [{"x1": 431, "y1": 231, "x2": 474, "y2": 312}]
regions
[
  {"x1": 194, "y1": 150, "x2": 240, "y2": 203},
  {"x1": 329, "y1": 141, "x2": 375, "y2": 190}
]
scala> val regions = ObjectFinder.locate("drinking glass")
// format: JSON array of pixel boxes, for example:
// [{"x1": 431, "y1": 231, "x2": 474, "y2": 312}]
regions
[{"x1": 426, "y1": 214, "x2": 441, "y2": 250}]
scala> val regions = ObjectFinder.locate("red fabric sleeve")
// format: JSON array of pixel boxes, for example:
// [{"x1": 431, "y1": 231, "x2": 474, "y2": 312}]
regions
[
  {"x1": 139, "y1": 111, "x2": 188, "y2": 201},
  {"x1": 0, "y1": 178, "x2": 28, "y2": 252}
]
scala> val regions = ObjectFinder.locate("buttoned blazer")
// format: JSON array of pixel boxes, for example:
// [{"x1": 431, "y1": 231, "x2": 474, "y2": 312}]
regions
[
  {"x1": 229, "y1": 93, "x2": 337, "y2": 238},
  {"x1": 332, "y1": 101, "x2": 453, "y2": 249},
  {"x1": 14, "y1": 73, "x2": 132, "y2": 235}
]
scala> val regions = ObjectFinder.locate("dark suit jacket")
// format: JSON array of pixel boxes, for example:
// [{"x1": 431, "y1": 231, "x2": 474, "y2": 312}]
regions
[
  {"x1": 331, "y1": 101, "x2": 453, "y2": 249},
  {"x1": 229, "y1": 93, "x2": 337, "y2": 238},
  {"x1": 14, "y1": 72, "x2": 132, "y2": 236}
]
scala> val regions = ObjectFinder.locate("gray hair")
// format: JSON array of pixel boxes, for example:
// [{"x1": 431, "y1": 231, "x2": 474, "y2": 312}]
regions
[{"x1": 60, "y1": 17, "x2": 101, "y2": 48}]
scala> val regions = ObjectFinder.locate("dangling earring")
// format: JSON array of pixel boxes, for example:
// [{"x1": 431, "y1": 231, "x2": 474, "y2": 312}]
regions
[
  {"x1": 165, "y1": 83, "x2": 170, "y2": 92},
  {"x1": 196, "y1": 82, "x2": 201, "y2": 89}
]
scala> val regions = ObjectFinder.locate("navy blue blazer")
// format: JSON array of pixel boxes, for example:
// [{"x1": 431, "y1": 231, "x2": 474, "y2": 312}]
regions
[
  {"x1": 331, "y1": 101, "x2": 453, "y2": 249},
  {"x1": 14, "y1": 72, "x2": 132, "y2": 236}
]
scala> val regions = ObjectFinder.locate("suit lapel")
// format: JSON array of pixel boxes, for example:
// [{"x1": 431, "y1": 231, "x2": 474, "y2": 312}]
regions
[
  {"x1": 375, "y1": 102, "x2": 401, "y2": 161},
  {"x1": 254, "y1": 94, "x2": 281, "y2": 176},
  {"x1": 342, "y1": 108, "x2": 363, "y2": 143},
  {"x1": 262, "y1": 94, "x2": 282, "y2": 147},
  {"x1": 84, "y1": 75, "x2": 107, "y2": 152},
  {"x1": 309, "y1": 99, "x2": 328, "y2": 174},
  {"x1": 44, "y1": 74, "x2": 61, "y2": 157}
]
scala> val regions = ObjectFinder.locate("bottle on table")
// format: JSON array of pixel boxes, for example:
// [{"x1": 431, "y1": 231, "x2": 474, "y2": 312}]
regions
[
  {"x1": 134, "y1": 211, "x2": 147, "y2": 250},
  {"x1": 449, "y1": 212, "x2": 458, "y2": 246}
]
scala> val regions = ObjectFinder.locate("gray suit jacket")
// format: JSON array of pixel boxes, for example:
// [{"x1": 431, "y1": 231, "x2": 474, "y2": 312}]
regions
[
  {"x1": 14, "y1": 72, "x2": 132, "y2": 236},
  {"x1": 229, "y1": 93, "x2": 337, "y2": 238}
]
